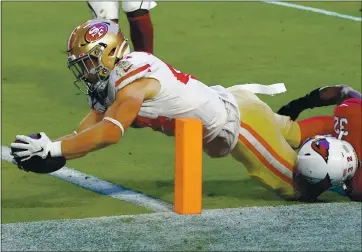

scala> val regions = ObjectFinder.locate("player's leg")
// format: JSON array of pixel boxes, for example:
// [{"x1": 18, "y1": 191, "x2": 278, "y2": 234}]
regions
[
  {"x1": 122, "y1": 1, "x2": 157, "y2": 53},
  {"x1": 274, "y1": 114, "x2": 335, "y2": 149},
  {"x1": 227, "y1": 88, "x2": 298, "y2": 199},
  {"x1": 274, "y1": 114, "x2": 302, "y2": 149},
  {"x1": 87, "y1": 1, "x2": 120, "y2": 22}
]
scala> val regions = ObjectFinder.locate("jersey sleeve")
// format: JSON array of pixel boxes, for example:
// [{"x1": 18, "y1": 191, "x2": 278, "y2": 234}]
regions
[
  {"x1": 297, "y1": 116, "x2": 334, "y2": 146},
  {"x1": 109, "y1": 52, "x2": 152, "y2": 92}
]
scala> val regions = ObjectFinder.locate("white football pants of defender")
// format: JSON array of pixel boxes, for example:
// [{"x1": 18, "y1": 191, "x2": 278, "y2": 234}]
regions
[
  {"x1": 227, "y1": 87, "x2": 299, "y2": 199},
  {"x1": 87, "y1": 1, "x2": 157, "y2": 20}
]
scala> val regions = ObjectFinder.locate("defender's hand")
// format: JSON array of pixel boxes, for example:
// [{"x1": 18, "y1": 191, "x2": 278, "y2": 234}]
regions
[{"x1": 277, "y1": 103, "x2": 301, "y2": 121}]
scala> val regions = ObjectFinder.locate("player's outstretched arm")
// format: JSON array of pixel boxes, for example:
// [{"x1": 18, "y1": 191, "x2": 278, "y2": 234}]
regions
[
  {"x1": 59, "y1": 78, "x2": 158, "y2": 160},
  {"x1": 277, "y1": 85, "x2": 361, "y2": 120},
  {"x1": 10, "y1": 78, "x2": 158, "y2": 162},
  {"x1": 59, "y1": 79, "x2": 151, "y2": 159},
  {"x1": 55, "y1": 109, "x2": 104, "y2": 142},
  {"x1": 51, "y1": 109, "x2": 105, "y2": 159},
  {"x1": 76, "y1": 109, "x2": 105, "y2": 134}
]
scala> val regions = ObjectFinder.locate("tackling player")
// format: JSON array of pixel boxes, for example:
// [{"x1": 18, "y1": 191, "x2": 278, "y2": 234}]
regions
[
  {"x1": 10, "y1": 19, "x2": 358, "y2": 202},
  {"x1": 87, "y1": 1, "x2": 156, "y2": 53},
  {"x1": 277, "y1": 85, "x2": 362, "y2": 201}
]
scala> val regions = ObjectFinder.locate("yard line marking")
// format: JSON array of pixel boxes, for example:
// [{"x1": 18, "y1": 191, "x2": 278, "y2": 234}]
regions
[
  {"x1": 1, "y1": 146, "x2": 172, "y2": 213},
  {"x1": 264, "y1": 1, "x2": 362, "y2": 22}
]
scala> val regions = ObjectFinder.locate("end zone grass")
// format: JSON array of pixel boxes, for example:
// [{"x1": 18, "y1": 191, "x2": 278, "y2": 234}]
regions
[
  {"x1": 2, "y1": 202, "x2": 361, "y2": 251},
  {"x1": 1, "y1": 161, "x2": 150, "y2": 224}
]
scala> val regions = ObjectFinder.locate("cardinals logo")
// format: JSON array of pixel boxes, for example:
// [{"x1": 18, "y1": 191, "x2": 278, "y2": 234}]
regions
[{"x1": 311, "y1": 138, "x2": 330, "y2": 163}]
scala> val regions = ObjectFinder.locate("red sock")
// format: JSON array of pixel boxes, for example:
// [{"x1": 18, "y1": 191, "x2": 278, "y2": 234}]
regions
[{"x1": 127, "y1": 13, "x2": 154, "y2": 54}]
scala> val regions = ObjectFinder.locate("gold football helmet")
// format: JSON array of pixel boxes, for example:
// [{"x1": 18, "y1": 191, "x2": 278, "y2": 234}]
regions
[{"x1": 67, "y1": 19, "x2": 130, "y2": 94}]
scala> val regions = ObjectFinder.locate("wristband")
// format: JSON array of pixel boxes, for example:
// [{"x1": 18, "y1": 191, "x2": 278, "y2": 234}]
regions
[{"x1": 49, "y1": 141, "x2": 63, "y2": 157}]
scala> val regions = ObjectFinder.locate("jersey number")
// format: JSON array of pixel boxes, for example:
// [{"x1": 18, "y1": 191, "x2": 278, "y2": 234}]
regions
[
  {"x1": 334, "y1": 116, "x2": 348, "y2": 138},
  {"x1": 166, "y1": 63, "x2": 195, "y2": 85}
]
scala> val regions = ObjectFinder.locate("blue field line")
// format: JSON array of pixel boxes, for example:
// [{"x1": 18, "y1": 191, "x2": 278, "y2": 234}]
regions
[{"x1": 1, "y1": 146, "x2": 172, "y2": 213}]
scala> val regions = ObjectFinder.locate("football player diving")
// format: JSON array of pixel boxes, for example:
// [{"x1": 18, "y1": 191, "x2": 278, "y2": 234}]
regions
[{"x1": 10, "y1": 19, "x2": 359, "y2": 202}]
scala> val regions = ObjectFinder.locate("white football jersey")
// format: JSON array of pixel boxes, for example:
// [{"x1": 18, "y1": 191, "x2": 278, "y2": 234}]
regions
[{"x1": 90, "y1": 52, "x2": 240, "y2": 154}]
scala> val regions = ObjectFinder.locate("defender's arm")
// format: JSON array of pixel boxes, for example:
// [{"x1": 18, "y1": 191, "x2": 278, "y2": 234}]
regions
[{"x1": 277, "y1": 85, "x2": 361, "y2": 120}]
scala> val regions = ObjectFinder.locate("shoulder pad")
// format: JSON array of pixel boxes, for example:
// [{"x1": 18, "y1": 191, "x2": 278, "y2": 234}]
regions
[{"x1": 109, "y1": 52, "x2": 152, "y2": 91}]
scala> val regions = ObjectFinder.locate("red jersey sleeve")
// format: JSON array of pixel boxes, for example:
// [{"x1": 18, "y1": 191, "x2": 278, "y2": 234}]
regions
[{"x1": 297, "y1": 116, "x2": 334, "y2": 146}]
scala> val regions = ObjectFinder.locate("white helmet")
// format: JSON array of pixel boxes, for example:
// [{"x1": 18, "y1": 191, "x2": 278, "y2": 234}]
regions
[{"x1": 296, "y1": 136, "x2": 359, "y2": 188}]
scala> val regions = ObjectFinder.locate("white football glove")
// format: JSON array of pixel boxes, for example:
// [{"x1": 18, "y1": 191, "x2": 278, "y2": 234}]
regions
[{"x1": 10, "y1": 132, "x2": 52, "y2": 161}]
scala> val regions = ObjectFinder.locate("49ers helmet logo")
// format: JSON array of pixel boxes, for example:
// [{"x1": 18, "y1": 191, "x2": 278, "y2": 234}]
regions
[{"x1": 85, "y1": 23, "x2": 108, "y2": 42}]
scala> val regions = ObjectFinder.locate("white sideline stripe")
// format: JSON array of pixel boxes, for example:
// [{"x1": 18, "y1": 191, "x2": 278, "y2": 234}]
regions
[
  {"x1": 1, "y1": 146, "x2": 172, "y2": 213},
  {"x1": 264, "y1": 1, "x2": 362, "y2": 22},
  {"x1": 239, "y1": 126, "x2": 293, "y2": 180}
]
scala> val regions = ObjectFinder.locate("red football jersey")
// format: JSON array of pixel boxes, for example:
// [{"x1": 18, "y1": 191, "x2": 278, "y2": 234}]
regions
[
  {"x1": 332, "y1": 98, "x2": 361, "y2": 159},
  {"x1": 333, "y1": 98, "x2": 361, "y2": 200},
  {"x1": 298, "y1": 98, "x2": 361, "y2": 200}
]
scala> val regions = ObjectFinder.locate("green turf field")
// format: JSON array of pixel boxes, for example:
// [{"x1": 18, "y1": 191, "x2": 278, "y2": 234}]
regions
[{"x1": 1, "y1": 2, "x2": 361, "y2": 224}]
